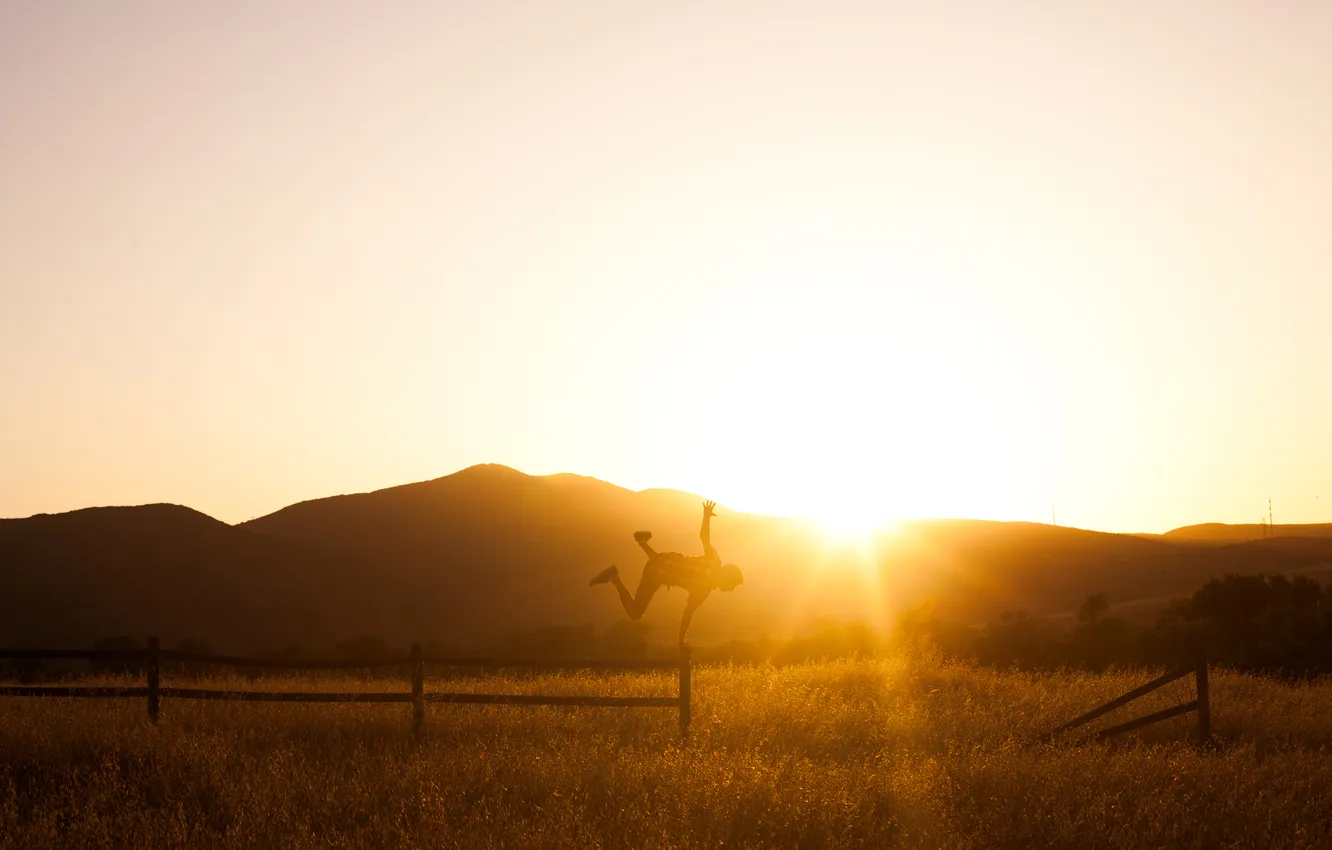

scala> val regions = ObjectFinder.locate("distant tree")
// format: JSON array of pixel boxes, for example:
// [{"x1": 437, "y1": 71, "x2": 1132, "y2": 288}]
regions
[
  {"x1": 1068, "y1": 594, "x2": 1129, "y2": 671},
  {"x1": 896, "y1": 601, "x2": 936, "y2": 645},
  {"x1": 1144, "y1": 598, "x2": 1207, "y2": 667},
  {"x1": 974, "y1": 611, "x2": 1060, "y2": 669},
  {"x1": 1078, "y1": 593, "x2": 1110, "y2": 626},
  {"x1": 1155, "y1": 574, "x2": 1332, "y2": 675}
]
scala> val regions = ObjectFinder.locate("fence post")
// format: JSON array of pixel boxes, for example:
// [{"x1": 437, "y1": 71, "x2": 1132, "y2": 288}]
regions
[
  {"x1": 147, "y1": 637, "x2": 160, "y2": 724},
  {"x1": 1196, "y1": 658, "x2": 1210, "y2": 742},
  {"x1": 411, "y1": 643, "x2": 424, "y2": 741},
  {"x1": 678, "y1": 645, "x2": 692, "y2": 738}
]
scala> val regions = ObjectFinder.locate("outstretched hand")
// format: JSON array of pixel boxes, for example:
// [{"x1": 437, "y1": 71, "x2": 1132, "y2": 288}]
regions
[{"x1": 702, "y1": 500, "x2": 716, "y2": 518}]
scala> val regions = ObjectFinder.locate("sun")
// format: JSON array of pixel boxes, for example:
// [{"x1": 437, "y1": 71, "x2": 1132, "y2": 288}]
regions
[{"x1": 811, "y1": 502, "x2": 893, "y2": 548}]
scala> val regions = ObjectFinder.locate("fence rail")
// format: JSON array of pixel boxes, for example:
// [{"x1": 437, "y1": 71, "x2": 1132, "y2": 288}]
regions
[
  {"x1": 1039, "y1": 659, "x2": 1211, "y2": 745},
  {"x1": 0, "y1": 639, "x2": 693, "y2": 737},
  {"x1": 0, "y1": 649, "x2": 680, "y2": 671},
  {"x1": 0, "y1": 686, "x2": 151, "y2": 698}
]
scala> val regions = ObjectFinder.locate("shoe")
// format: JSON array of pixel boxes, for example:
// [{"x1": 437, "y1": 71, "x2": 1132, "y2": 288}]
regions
[{"x1": 589, "y1": 565, "x2": 619, "y2": 586}]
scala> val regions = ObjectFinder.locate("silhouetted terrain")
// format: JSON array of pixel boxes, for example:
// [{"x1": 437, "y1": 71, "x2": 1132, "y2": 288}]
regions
[
  {"x1": 0, "y1": 505, "x2": 391, "y2": 649},
  {"x1": 1163, "y1": 522, "x2": 1332, "y2": 544},
  {"x1": 4, "y1": 464, "x2": 1332, "y2": 651},
  {"x1": 877, "y1": 521, "x2": 1332, "y2": 623}
]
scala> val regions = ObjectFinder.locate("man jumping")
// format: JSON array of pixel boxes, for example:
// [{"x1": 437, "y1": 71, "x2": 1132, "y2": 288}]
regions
[{"x1": 589, "y1": 500, "x2": 744, "y2": 646}]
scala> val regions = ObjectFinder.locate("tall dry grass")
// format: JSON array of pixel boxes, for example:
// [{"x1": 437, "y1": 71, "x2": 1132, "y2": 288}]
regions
[{"x1": 2, "y1": 654, "x2": 1330, "y2": 848}]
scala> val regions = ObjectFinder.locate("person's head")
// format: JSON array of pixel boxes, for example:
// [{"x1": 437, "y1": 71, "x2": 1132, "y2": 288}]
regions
[{"x1": 716, "y1": 563, "x2": 744, "y2": 592}]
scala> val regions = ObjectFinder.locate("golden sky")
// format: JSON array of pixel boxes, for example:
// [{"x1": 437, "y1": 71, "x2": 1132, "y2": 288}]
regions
[{"x1": 2, "y1": 1, "x2": 1330, "y2": 532}]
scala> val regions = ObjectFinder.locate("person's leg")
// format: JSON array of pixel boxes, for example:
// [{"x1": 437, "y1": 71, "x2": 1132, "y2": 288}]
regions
[
  {"x1": 589, "y1": 565, "x2": 619, "y2": 586},
  {"x1": 611, "y1": 560, "x2": 662, "y2": 620}
]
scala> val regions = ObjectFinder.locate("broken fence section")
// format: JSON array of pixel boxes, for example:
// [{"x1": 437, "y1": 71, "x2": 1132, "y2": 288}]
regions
[{"x1": 1038, "y1": 659, "x2": 1211, "y2": 744}]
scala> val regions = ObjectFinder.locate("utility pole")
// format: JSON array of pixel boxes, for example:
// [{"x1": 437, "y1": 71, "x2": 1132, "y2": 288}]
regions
[
  {"x1": 1051, "y1": 505, "x2": 1057, "y2": 527},
  {"x1": 1269, "y1": 497, "x2": 1275, "y2": 538}
]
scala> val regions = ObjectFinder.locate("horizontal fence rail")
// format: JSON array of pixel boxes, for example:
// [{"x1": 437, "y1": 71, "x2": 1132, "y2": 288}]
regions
[
  {"x1": 1039, "y1": 659, "x2": 1210, "y2": 745},
  {"x1": 0, "y1": 650, "x2": 681, "y2": 671},
  {"x1": 0, "y1": 639, "x2": 693, "y2": 737},
  {"x1": 424, "y1": 694, "x2": 681, "y2": 707},
  {"x1": 418, "y1": 656, "x2": 680, "y2": 671},
  {"x1": 0, "y1": 686, "x2": 151, "y2": 698},
  {"x1": 159, "y1": 689, "x2": 414, "y2": 704}
]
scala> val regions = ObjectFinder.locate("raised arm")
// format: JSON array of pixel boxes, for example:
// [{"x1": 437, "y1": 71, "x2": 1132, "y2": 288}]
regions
[{"x1": 700, "y1": 500, "x2": 717, "y2": 559}]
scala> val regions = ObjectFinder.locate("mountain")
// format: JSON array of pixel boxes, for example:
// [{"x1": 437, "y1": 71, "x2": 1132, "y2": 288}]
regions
[
  {"x1": 237, "y1": 464, "x2": 813, "y2": 646},
  {"x1": 0, "y1": 504, "x2": 389, "y2": 649},
  {"x1": 0, "y1": 467, "x2": 803, "y2": 649},
  {"x1": 6, "y1": 464, "x2": 1332, "y2": 650},
  {"x1": 879, "y1": 520, "x2": 1332, "y2": 623},
  {"x1": 1162, "y1": 522, "x2": 1332, "y2": 544}
]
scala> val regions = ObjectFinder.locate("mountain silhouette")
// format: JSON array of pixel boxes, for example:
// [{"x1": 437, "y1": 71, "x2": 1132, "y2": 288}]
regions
[
  {"x1": 4, "y1": 464, "x2": 1332, "y2": 650},
  {"x1": 1162, "y1": 522, "x2": 1332, "y2": 543},
  {"x1": 878, "y1": 519, "x2": 1332, "y2": 623},
  {"x1": 0, "y1": 504, "x2": 388, "y2": 649}
]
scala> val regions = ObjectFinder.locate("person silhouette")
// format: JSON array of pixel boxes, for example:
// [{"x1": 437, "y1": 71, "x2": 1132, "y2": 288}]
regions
[{"x1": 589, "y1": 500, "x2": 744, "y2": 646}]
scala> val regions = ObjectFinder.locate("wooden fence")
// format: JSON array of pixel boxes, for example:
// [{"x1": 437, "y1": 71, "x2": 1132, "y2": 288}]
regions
[
  {"x1": 0, "y1": 638, "x2": 693, "y2": 737},
  {"x1": 1038, "y1": 659, "x2": 1210, "y2": 744}
]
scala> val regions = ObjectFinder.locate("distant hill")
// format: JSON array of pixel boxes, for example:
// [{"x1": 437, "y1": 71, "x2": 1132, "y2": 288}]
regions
[
  {"x1": 880, "y1": 520, "x2": 1332, "y2": 623},
  {"x1": 1162, "y1": 522, "x2": 1332, "y2": 544},
  {"x1": 237, "y1": 464, "x2": 812, "y2": 646},
  {"x1": 0, "y1": 504, "x2": 388, "y2": 650},
  {"x1": 6, "y1": 465, "x2": 1332, "y2": 650}
]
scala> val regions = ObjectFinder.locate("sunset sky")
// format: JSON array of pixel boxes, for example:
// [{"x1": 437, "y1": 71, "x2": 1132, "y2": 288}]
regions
[{"x1": 2, "y1": 1, "x2": 1330, "y2": 533}]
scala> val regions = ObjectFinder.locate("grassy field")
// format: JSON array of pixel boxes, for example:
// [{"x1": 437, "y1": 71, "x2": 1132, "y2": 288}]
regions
[{"x1": 3, "y1": 654, "x2": 1331, "y2": 848}]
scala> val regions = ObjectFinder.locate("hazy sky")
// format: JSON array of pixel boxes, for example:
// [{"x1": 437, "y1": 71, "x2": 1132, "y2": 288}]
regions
[{"x1": 3, "y1": 1, "x2": 1330, "y2": 532}]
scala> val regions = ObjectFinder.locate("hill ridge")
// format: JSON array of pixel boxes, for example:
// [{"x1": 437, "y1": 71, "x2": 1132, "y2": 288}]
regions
[
  {"x1": 1164, "y1": 521, "x2": 1332, "y2": 542},
  {"x1": 1, "y1": 502, "x2": 228, "y2": 527},
  {"x1": 8, "y1": 465, "x2": 1332, "y2": 650}
]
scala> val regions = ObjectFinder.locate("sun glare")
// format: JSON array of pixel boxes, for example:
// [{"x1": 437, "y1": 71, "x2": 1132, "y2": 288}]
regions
[
  {"x1": 640, "y1": 243, "x2": 1059, "y2": 535},
  {"x1": 811, "y1": 500, "x2": 894, "y2": 549}
]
